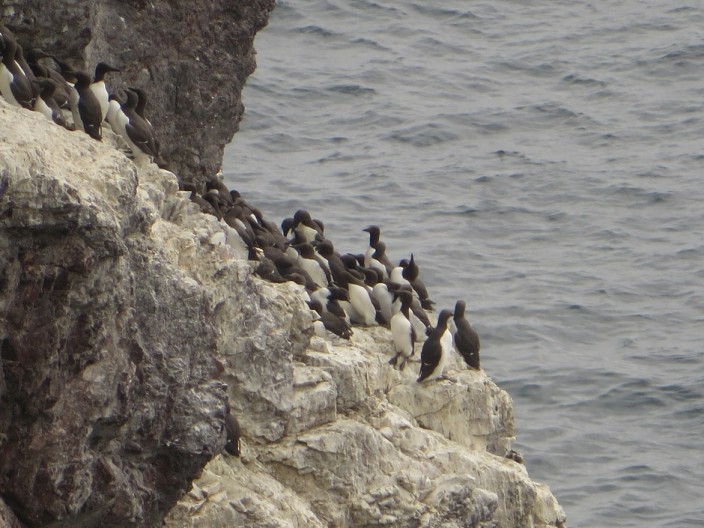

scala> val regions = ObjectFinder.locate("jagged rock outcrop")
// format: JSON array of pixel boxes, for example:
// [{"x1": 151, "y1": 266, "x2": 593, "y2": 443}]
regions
[
  {"x1": 1, "y1": 0, "x2": 276, "y2": 187},
  {"x1": 165, "y1": 328, "x2": 565, "y2": 528},
  {"x1": 0, "y1": 100, "x2": 566, "y2": 527},
  {"x1": 0, "y1": 100, "x2": 231, "y2": 526}
]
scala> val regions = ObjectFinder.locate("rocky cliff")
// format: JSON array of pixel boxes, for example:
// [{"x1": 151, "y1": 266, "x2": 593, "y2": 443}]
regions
[
  {"x1": 0, "y1": 97, "x2": 566, "y2": 526},
  {"x1": 1, "y1": 0, "x2": 275, "y2": 188}
]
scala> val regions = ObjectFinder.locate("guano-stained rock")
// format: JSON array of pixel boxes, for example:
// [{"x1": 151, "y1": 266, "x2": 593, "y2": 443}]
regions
[{"x1": 0, "y1": 97, "x2": 566, "y2": 527}]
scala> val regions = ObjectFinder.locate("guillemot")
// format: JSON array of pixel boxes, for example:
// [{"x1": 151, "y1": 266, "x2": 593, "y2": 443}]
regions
[
  {"x1": 417, "y1": 309, "x2": 454, "y2": 382},
  {"x1": 0, "y1": 32, "x2": 34, "y2": 109},
  {"x1": 89, "y1": 62, "x2": 120, "y2": 120},
  {"x1": 31, "y1": 78, "x2": 66, "y2": 127},
  {"x1": 66, "y1": 70, "x2": 102, "y2": 140},
  {"x1": 452, "y1": 300, "x2": 481, "y2": 370},
  {"x1": 389, "y1": 289, "x2": 416, "y2": 371}
]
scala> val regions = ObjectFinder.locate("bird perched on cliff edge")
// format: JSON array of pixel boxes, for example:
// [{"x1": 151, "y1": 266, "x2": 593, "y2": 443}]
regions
[
  {"x1": 389, "y1": 289, "x2": 416, "y2": 371},
  {"x1": 417, "y1": 309, "x2": 454, "y2": 382},
  {"x1": 0, "y1": 30, "x2": 34, "y2": 110},
  {"x1": 66, "y1": 70, "x2": 102, "y2": 140},
  {"x1": 90, "y1": 62, "x2": 120, "y2": 121},
  {"x1": 452, "y1": 300, "x2": 480, "y2": 370}
]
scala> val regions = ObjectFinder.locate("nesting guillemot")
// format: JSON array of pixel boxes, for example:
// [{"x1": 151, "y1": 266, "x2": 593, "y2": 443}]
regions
[
  {"x1": 31, "y1": 78, "x2": 66, "y2": 127},
  {"x1": 402, "y1": 253, "x2": 435, "y2": 310},
  {"x1": 108, "y1": 90, "x2": 157, "y2": 161},
  {"x1": 26, "y1": 49, "x2": 72, "y2": 109},
  {"x1": 417, "y1": 309, "x2": 454, "y2": 382},
  {"x1": 452, "y1": 300, "x2": 481, "y2": 370},
  {"x1": 122, "y1": 88, "x2": 159, "y2": 159},
  {"x1": 89, "y1": 62, "x2": 120, "y2": 120},
  {"x1": 363, "y1": 225, "x2": 392, "y2": 278},
  {"x1": 389, "y1": 289, "x2": 416, "y2": 371},
  {"x1": 223, "y1": 403, "x2": 242, "y2": 457},
  {"x1": 66, "y1": 70, "x2": 102, "y2": 140},
  {"x1": 372, "y1": 281, "x2": 394, "y2": 325},
  {"x1": 336, "y1": 269, "x2": 377, "y2": 326},
  {"x1": 292, "y1": 209, "x2": 324, "y2": 243},
  {"x1": 129, "y1": 86, "x2": 167, "y2": 167},
  {"x1": 0, "y1": 31, "x2": 34, "y2": 109},
  {"x1": 294, "y1": 242, "x2": 332, "y2": 288},
  {"x1": 309, "y1": 299, "x2": 353, "y2": 340}
]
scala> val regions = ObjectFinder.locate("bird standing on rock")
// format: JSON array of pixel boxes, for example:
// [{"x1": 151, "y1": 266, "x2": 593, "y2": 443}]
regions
[
  {"x1": 89, "y1": 62, "x2": 120, "y2": 121},
  {"x1": 0, "y1": 31, "x2": 34, "y2": 110},
  {"x1": 31, "y1": 78, "x2": 66, "y2": 126},
  {"x1": 452, "y1": 300, "x2": 480, "y2": 370},
  {"x1": 66, "y1": 70, "x2": 102, "y2": 140},
  {"x1": 402, "y1": 253, "x2": 435, "y2": 310},
  {"x1": 389, "y1": 289, "x2": 416, "y2": 371},
  {"x1": 293, "y1": 209, "x2": 324, "y2": 243},
  {"x1": 417, "y1": 309, "x2": 454, "y2": 382},
  {"x1": 122, "y1": 88, "x2": 159, "y2": 159}
]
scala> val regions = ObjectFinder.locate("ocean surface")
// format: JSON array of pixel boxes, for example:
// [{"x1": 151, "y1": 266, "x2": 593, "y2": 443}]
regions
[{"x1": 222, "y1": 1, "x2": 704, "y2": 526}]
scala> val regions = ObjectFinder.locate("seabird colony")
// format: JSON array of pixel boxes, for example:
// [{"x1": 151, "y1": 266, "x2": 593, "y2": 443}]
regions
[{"x1": 1, "y1": 23, "x2": 491, "y2": 457}]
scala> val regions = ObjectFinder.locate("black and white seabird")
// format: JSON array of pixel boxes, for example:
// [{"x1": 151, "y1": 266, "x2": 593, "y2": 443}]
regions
[
  {"x1": 310, "y1": 286, "x2": 351, "y2": 323},
  {"x1": 90, "y1": 62, "x2": 120, "y2": 120},
  {"x1": 390, "y1": 285, "x2": 430, "y2": 341},
  {"x1": 389, "y1": 289, "x2": 416, "y2": 371},
  {"x1": 109, "y1": 89, "x2": 158, "y2": 161},
  {"x1": 292, "y1": 209, "x2": 324, "y2": 243},
  {"x1": 309, "y1": 299, "x2": 353, "y2": 340},
  {"x1": 26, "y1": 50, "x2": 72, "y2": 109},
  {"x1": 363, "y1": 225, "x2": 392, "y2": 278},
  {"x1": 206, "y1": 174, "x2": 234, "y2": 207},
  {"x1": 66, "y1": 70, "x2": 102, "y2": 140},
  {"x1": 0, "y1": 32, "x2": 34, "y2": 110},
  {"x1": 31, "y1": 78, "x2": 66, "y2": 127},
  {"x1": 122, "y1": 88, "x2": 159, "y2": 159},
  {"x1": 372, "y1": 281, "x2": 394, "y2": 324},
  {"x1": 316, "y1": 239, "x2": 362, "y2": 285},
  {"x1": 223, "y1": 404, "x2": 242, "y2": 457},
  {"x1": 452, "y1": 300, "x2": 481, "y2": 370},
  {"x1": 389, "y1": 258, "x2": 411, "y2": 287},
  {"x1": 417, "y1": 309, "x2": 454, "y2": 382},
  {"x1": 336, "y1": 270, "x2": 377, "y2": 326},
  {"x1": 402, "y1": 253, "x2": 435, "y2": 310},
  {"x1": 129, "y1": 86, "x2": 167, "y2": 167},
  {"x1": 263, "y1": 245, "x2": 317, "y2": 290},
  {"x1": 294, "y1": 242, "x2": 332, "y2": 288}
]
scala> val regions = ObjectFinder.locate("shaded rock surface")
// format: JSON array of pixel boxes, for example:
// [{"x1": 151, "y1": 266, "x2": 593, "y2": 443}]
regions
[
  {"x1": 0, "y1": 100, "x2": 233, "y2": 526},
  {"x1": 0, "y1": 101, "x2": 566, "y2": 527},
  {"x1": 1, "y1": 0, "x2": 275, "y2": 188}
]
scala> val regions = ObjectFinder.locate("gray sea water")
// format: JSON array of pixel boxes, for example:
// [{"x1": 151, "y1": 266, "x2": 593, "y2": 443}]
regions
[{"x1": 222, "y1": 1, "x2": 704, "y2": 526}]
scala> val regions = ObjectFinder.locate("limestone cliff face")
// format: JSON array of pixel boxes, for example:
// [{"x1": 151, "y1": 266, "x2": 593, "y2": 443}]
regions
[
  {"x1": 1, "y1": 0, "x2": 275, "y2": 187},
  {"x1": 0, "y1": 101, "x2": 566, "y2": 527}
]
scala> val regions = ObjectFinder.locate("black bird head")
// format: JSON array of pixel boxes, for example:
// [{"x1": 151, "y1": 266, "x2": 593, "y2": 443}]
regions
[
  {"x1": 454, "y1": 300, "x2": 466, "y2": 319},
  {"x1": 94, "y1": 62, "x2": 121, "y2": 81}
]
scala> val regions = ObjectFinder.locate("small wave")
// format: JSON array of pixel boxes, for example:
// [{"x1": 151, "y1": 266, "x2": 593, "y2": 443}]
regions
[
  {"x1": 660, "y1": 44, "x2": 704, "y2": 61},
  {"x1": 409, "y1": 3, "x2": 476, "y2": 20},
  {"x1": 384, "y1": 123, "x2": 459, "y2": 147},
  {"x1": 294, "y1": 25, "x2": 337, "y2": 38},
  {"x1": 561, "y1": 73, "x2": 607, "y2": 87},
  {"x1": 351, "y1": 37, "x2": 390, "y2": 51},
  {"x1": 326, "y1": 84, "x2": 376, "y2": 96},
  {"x1": 602, "y1": 184, "x2": 674, "y2": 205}
]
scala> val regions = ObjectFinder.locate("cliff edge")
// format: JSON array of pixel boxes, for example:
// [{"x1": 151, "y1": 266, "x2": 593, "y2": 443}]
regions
[
  {"x1": 1, "y1": 0, "x2": 275, "y2": 188},
  {"x1": 0, "y1": 97, "x2": 566, "y2": 526}
]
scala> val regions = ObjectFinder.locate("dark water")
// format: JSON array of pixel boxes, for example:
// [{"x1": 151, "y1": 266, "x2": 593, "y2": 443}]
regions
[{"x1": 223, "y1": 1, "x2": 704, "y2": 526}]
